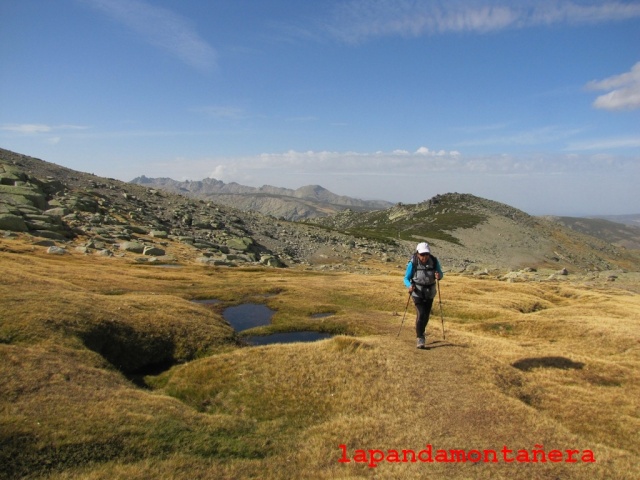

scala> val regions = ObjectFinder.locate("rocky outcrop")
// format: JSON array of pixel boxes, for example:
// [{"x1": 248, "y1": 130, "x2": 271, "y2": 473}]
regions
[{"x1": 0, "y1": 163, "x2": 74, "y2": 240}]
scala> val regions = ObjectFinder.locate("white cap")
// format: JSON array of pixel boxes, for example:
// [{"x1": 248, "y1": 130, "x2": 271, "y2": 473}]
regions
[{"x1": 416, "y1": 242, "x2": 430, "y2": 254}]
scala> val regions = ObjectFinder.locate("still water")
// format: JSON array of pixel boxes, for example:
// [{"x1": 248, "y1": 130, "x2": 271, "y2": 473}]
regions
[
  {"x1": 194, "y1": 300, "x2": 333, "y2": 346},
  {"x1": 223, "y1": 303, "x2": 275, "y2": 332}
]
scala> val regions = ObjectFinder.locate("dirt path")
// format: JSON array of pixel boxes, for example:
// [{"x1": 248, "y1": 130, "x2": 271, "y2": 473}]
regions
[{"x1": 313, "y1": 328, "x2": 640, "y2": 479}]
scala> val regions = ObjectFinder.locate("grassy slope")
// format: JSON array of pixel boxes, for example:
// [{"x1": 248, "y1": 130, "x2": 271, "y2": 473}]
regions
[
  {"x1": 311, "y1": 193, "x2": 542, "y2": 241},
  {"x1": 550, "y1": 216, "x2": 640, "y2": 249},
  {"x1": 1, "y1": 236, "x2": 639, "y2": 479}
]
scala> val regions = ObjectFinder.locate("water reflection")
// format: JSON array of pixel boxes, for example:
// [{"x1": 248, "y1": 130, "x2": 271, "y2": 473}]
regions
[
  {"x1": 192, "y1": 299, "x2": 334, "y2": 345},
  {"x1": 223, "y1": 303, "x2": 275, "y2": 332}
]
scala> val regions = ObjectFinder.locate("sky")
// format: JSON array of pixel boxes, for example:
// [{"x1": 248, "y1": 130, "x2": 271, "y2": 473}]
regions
[{"x1": 1, "y1": 0, "x2": 639, "y2": 216}]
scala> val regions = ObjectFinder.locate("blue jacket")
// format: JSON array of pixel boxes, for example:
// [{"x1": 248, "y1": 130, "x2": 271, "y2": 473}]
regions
[{"x1": 404, "y1": 255, "x2": 444, "y2": 288}]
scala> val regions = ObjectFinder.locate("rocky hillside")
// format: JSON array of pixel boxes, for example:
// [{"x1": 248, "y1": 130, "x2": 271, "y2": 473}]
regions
[
  {"x1": 130, "y1": 175, "x2": 393, "y2": 220},
  {"x1": 544, "y1": 216, "x2": 640, "y2": 249},
  {"x1": 588, "y1": 213, "x2": 640, "y2": 228},
  {"x1": 2, "y1": 148, "x2": 639, "y2": 277},
  {"x1": 308, "y1": 193, "x2": 640, "y2": 273},
  {"x1": 0, "y1": 148, "x2": 403, "y2": 270}
]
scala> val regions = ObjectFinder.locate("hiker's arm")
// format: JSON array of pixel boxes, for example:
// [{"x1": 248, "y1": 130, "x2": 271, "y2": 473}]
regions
[
  {"x1": 403, "y1": 262, "x2": 413, "y2": 290},
  {"x1": 436, "y1": 259, "x2": 444, "y2": 280}
]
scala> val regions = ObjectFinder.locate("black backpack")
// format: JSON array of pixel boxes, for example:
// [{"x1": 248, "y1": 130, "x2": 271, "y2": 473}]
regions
[{"x1": 409, "y1": 251, "x2": 439, "y2": 272}]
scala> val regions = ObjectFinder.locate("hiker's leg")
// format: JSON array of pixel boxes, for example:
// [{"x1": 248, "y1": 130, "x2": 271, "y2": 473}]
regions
[
  {"x1": 414, "y1": 300, "x2": 428, "y2": 338},
  {"x1": 421, "y1": 284, "x2": 436, "y2": 329},
  {"x1": 423, "y1": 297, "x2": 434, "y2": 328}
]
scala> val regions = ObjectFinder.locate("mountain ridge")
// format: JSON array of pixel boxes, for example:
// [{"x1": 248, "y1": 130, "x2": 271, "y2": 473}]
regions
[
  {"x1": 2, "y1": 148, "x2": 639, "y2": 276},
  {"x1": 131, "y1": 175, "x2": 393, "y2": 220}
]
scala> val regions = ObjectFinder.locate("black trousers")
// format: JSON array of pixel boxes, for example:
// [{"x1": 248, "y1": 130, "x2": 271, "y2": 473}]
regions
[{"x1": 412, "y1": 286, "x2": 435, "y2": 338}]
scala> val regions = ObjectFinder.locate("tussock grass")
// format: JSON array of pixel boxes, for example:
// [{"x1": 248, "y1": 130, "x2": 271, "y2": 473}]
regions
[{"x1": 1, "y1": 236, "x2": 639, "y2": 479}]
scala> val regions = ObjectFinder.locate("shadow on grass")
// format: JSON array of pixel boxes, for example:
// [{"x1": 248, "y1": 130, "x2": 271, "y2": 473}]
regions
[
  {"x1": 512, "y1": 356, "x2": 585, "y2": 372},
  {"x1": 423, "y1": 340, "x2": 467, "y2": 350}
]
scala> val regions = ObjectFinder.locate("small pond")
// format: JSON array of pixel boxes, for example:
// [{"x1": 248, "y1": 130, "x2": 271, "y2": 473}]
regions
[
  {"x1": 192, "y1": 300, "x2": 334, "y2": 345},
  {"x1": 223, "y1": 303, "x2": 275, "y2": 332}
]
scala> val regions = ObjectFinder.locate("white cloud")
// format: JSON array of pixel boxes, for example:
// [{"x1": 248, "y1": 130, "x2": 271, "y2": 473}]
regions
[
  {"x1": 566, "y1": 136, "x2": 640, "y2": 150},
  {"x1": 1, "y1": 124, "x2": 52, "y2": 134},
  {"x1": 326, "y1": 1, "x2": 640, "y2": 43},
  {"x1": 103, "y1": 147, "x2": 638, "y2": 214},
  {"x1": 456, "y1": 125, "x2": 585, "y2": 147},
  {"x1": 529, "y1": 1, "x2": 640, "y2": 25},
  {"x1": 209, "y1": 165, "x2": 228, "y2": 179},
  {"x1": 79, "y1": 0, "x2": 217, "y2": 72},
  {"x1": 190, "y1": 148, "x2": 637, "y2": 187},
  {"x1": 1, "y1": 124, "x2": 89, "y2": 134},
  {"x1": 586, "y1": 62, "x2": 640, "y2": 111}
]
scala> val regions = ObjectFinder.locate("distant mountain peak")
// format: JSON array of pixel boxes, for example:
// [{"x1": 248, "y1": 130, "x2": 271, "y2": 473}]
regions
[{"x1": 129, "y1": 175, "x2": 394, "y2": 220}]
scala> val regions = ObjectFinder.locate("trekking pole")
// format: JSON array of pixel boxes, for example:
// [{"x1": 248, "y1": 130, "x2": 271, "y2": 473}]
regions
[
  {"x1": 436, "y1": 279, "x2": 446, "y2": 340},
  {"x1": 396, "y1": 292, "x2": 412, "y2": 338}
]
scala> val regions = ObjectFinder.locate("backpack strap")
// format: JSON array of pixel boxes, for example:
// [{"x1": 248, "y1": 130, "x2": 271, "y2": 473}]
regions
[{"x1": 411, "y1": 252, "x2": 418, "y2": 270}]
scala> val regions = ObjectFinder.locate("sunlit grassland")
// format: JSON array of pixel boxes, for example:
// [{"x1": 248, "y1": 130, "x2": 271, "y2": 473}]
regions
[{"x1": 1, "y1": 237, "x2": 639, "y2": 479}]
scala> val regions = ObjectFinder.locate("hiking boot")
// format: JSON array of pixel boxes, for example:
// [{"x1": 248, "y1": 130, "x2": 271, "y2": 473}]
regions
[{"x1": 416, "y1": 336, "x2": 426, "y2": 349}]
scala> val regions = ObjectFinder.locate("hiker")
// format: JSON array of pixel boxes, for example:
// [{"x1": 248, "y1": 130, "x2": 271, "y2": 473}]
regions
[{"x1": 403, "y1": 242, "x2": 444, "y2": 349}]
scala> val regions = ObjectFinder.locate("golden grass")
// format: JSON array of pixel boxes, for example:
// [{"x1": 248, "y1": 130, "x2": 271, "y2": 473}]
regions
[{"x1": 1, "y1": 235, "x2": 639, "y2": 479}]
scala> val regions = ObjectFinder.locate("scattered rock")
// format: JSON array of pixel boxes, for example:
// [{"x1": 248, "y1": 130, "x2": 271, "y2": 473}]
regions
[
  {"x1": 260, "y1": 255, "x2": 286, "y2": 268},
  {"x1": 33, "y1": 239, "x2": 56, "y2": 247},
  {"x1": 143, "y1": 246, "x2": 165, "y2": 256},
  {"x1": 119, "y1": 242, "x2": 145, "y2": 253},
  {"x1": 225, "y1": 236, "x2": 254, "y2": 252},
  {"x1": 31, "y1": 230, "x2": 68, "y2": 241},
  {"x1": 0, "y1": 214, "x2": 27, "y2": 232}
]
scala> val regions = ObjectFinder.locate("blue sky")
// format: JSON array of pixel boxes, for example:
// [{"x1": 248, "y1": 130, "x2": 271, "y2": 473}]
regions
[{"x1": 1, "y1": 0, "x2": 639, "y2": 216}]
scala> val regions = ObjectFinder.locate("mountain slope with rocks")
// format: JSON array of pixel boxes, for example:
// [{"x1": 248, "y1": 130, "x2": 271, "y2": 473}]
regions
[
  {"x1": 0, "y1": 148, "x2": 402, "y2": 270},
  {"x1": 308, "y1": 193, "x2": 640, "y2": 274},
  {"x1": 543, "y1": 216, "x2": 640, "y2": 250},
  {"x1": 587, "y1": 213, "x2": 640, "y2": 228},
  {"x1": 2, "y1": 148, "x2": 639, "y2": 280},
  {"x1": 130, "y1": 175, "x2": 393, "y2": 220}
]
